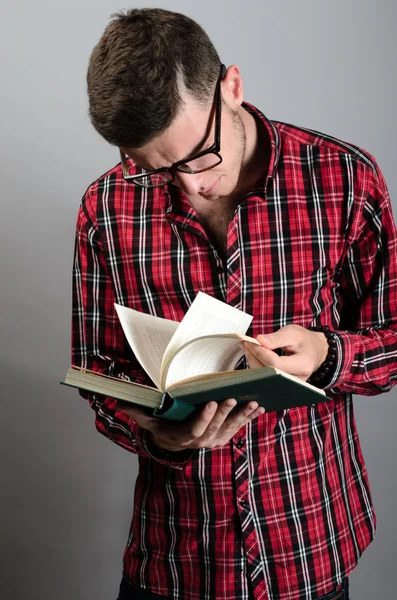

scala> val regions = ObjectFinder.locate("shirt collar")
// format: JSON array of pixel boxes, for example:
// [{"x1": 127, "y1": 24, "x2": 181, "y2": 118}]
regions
[{"x1": 242, "y1": 102, "x2": 281, "y2": 183}]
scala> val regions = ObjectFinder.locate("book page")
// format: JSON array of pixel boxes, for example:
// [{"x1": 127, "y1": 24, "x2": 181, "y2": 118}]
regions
[
  {"x1": 160, "y1": 292, "x2": 253, "y2": 386},
  {"x1": 272, "y1": 368, "x2": 326, "y2": 395},
  {"x1": 114, "y1": 304, "x2": 179, "y2": 389},
  {"x1": 65, "y1": 368, "x2": 163, "y2": 408},
  {"x1": 164, "y1": 335, "x2": 254, "y2": 389},
  {"x1": 163, "y1": 335, "x2": 240, "y2": 389}
]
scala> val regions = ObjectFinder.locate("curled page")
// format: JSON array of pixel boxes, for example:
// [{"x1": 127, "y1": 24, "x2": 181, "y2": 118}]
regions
[
  {"x1": 114, "y1": 304, "x2": 179, "y2": 390},
  {"x1": 160, "y1": 293, "x2": 253, "y2": 388},
  {"x1": 163, "y1": 334, "x2": 256, "y2": 389}
]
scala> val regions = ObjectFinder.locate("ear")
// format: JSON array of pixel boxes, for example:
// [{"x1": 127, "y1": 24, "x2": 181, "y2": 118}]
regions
[{"x1": 221, "y1": 65, "x2": 244, "y2": 109}]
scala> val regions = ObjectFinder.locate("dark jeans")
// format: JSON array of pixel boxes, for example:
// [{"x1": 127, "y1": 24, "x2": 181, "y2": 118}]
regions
[
  {"x1": 117, "y1": 577, "x2": 349, "y2": 599},
  {"x1": 117, "y1": 579, "x2": 168, "y2": 599}
]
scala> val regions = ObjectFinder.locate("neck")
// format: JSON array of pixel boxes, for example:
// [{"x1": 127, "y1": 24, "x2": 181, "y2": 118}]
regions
[{"x1": 234, "y1": 105, "x2": 271, "y2": 199}]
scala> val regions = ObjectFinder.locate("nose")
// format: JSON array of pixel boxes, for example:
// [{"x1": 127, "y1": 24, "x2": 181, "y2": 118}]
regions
[{"x1": 173, "y1": 171, "x2": 203, "y2": 196}]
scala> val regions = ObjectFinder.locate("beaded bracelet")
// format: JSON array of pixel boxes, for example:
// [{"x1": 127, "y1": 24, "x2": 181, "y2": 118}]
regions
[{"x1": 308, "y1": 325, "x2": 338, "y2": 388}]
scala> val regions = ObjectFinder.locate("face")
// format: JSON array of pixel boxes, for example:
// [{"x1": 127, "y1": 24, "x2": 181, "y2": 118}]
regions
[{"x1": 121, "y1": 71, "x2": 247, "y2": 201}]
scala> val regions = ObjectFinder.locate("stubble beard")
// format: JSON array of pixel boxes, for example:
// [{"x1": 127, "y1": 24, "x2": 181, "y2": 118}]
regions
[
  {"x1": 200, "y1": 110, "x2": 247, "y2": 202},
  {"x1": 230, "y1": 110, "x2": 247, "y2": 199}
]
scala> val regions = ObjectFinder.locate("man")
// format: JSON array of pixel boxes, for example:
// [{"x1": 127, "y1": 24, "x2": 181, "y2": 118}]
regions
[{"x1": 72, "y1": 8, "x2": 397, "y2": 600}]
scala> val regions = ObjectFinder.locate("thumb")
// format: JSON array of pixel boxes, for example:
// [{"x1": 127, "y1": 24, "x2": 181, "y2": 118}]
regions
[{"x1": 257, "y1": 329, "x2": 294, "y2": 350}]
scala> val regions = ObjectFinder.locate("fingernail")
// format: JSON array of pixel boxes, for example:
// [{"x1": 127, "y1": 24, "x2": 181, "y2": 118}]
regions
[
  {"x1": 248, "y1": 402, "x2": 258, "y2": 411},
  {"x1": 207, "y1": 402, "x2": 217, "y2": 413},
  {"x1": 226, "y1": 399, "x2": 237, "y2": 408}
]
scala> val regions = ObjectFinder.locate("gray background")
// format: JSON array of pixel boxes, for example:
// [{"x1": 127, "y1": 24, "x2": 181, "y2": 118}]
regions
[{"x1": 1, "y1": 0, "x2": 396, "y2": 598}]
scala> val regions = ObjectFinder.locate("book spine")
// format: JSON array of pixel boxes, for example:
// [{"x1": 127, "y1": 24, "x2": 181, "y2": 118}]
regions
[{"x1": 153, "y1": 393, "x2": 197, "y2": 421}]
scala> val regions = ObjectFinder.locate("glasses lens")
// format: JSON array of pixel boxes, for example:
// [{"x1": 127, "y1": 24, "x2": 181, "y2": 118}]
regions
[
  {"x1": 178, "y1": 153, "x2": 222, "y2": 174},
  {"x1": 123, "y1": 159, "x2": 173, "y2": 187},
  {"x1": 131, "y1": 171, "x2": 173, "y2": 188}
]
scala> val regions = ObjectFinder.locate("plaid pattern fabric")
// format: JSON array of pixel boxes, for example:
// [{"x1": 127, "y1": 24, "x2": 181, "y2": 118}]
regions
[{"x1": 72, "y1": 104, "x2": 397, "y2": 600}]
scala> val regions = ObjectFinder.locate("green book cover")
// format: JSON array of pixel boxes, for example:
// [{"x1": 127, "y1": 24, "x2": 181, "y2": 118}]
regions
[{"x1": 62, "y1": 366, "x2": 328, "y2": 422}]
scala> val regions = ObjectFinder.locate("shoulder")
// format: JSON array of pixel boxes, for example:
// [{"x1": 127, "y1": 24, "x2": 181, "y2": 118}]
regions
[
  {"x1": 274, "y1": 120, "x2": 379, "y2": 174},
  {"x1": 78, "y1": 161, "x2": 124, "y2": 229},
  {"x1": 75, "y1": 160, "x2": 168, "y2": 234}
]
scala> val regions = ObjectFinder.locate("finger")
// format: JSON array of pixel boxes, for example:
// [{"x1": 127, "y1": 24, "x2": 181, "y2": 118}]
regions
[
  {"x1": 270, "y1": 353, "x2": 313, "y2": 380},
  {"x1": 218, "y1": 401, "x2": 260, "y2": 436},
  {"x1": 256, "y1": 325, "x2": 304, "y2": 351},
  {"x1": 242, "y1": 344, "x2": 270, "y2": 369},
  {"x1": 188, "y1": 401, "x2": 222, "y2": 439},
  {"x1": 240, "y1": 406, "x2": 266, "y2": 428},
  {"x1": 242, "y1": 342, "x2": 281, "y2": 368},
  {"x1": 216, "y1": 403, "x2": 264, "y2": 445},
  {"x1": 244, "y1": 343, "x2": 312, "y2": 380},
  {"x1": 151, "y1": 401, "x2": 236, "y2": 449},
  {"x1": 198, "y1": 398, "x2": 239, "y2": 440}
]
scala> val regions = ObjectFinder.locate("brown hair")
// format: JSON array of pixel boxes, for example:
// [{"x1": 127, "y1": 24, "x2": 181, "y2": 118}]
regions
[{"x1": 87, "y1": 8, "x2": 221, "y2": 148}]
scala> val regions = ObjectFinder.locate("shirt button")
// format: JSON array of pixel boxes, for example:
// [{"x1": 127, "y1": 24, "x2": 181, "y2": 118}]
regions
[
  {"x1": 236, "y1": 439, "x2": 245, "y2": 449},
  {"x1": 240, "y1": 499, "x2": 247, "y2": 508},
  {"x1": 217, "y1": 266, "x2": 224, "y2": 274}
]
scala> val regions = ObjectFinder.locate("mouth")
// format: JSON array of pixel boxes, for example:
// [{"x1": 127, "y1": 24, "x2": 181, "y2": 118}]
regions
[{"x1": 202, "y1": 176, "x2": 221, "y2": 196}]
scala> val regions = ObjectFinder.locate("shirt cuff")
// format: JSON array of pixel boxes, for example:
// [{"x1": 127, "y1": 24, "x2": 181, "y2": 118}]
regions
[
  {"x1": 136, "y1": 428, "x2": 195, "y2": 469},
  {"x1": 324, "y1": 331, "x2": 356, "y2": 391}
]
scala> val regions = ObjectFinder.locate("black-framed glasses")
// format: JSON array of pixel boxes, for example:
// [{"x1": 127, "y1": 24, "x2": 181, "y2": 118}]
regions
[{"x1": 120, "y1": 64, "x2": 226, "y2": 188}]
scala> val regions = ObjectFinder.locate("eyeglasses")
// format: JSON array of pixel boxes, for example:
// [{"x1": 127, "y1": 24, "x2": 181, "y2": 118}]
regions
[{"x1": 119, "y1": 64, "x2": 226, "y2": 188}]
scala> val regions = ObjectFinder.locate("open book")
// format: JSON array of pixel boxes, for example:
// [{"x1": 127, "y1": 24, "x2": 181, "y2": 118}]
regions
[{"x1": 63, "y1": 292, "x2": 327, "y2": 420}]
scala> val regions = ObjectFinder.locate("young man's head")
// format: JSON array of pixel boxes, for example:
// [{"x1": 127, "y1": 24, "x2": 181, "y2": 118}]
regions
[{"x1": 87, "y1": 8, "x2": 255, "y2": 200}]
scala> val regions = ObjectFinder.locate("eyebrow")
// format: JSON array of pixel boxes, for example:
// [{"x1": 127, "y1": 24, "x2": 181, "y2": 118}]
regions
[{"x1": 139, "y1": 134, "x2": 212, "y2": 171}]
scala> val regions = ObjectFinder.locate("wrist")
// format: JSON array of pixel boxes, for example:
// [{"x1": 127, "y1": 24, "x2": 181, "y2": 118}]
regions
[
  {"x1": 150, "y1": 433, "x2": 182, "y2": 453},
  {"x1": 147, "y1": 432, "x2": 193, "y2": 460},
  {"x1": 308, "y1": 325, "x2": 338, "y2": 388}
]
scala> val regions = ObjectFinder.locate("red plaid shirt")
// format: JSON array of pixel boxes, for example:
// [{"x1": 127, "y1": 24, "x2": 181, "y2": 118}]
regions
[{"x1": 72, "y1": 104, "x2": 397, "y2": 600}]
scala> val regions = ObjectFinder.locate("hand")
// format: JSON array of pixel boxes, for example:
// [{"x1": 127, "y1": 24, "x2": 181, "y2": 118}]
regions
[
  {"x1": 241, "y1": 324, "x2": 329, "y2": 382},
  {"x1": 117, "y1": 399, "x2": 265, "y2": 452}
]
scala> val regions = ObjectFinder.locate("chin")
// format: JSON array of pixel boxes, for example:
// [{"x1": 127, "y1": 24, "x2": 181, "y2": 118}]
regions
[{"x1": 200, "y1": 193, "x2": 220, "y2": 201}]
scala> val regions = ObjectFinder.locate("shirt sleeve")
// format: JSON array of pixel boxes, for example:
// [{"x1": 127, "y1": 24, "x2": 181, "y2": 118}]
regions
[
  {"x1": 71, "y1": 200, "x2": 192, "y2": 469},
  {"x1": 326, "y1": 158, "x2": 397, "y2": 395}
]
